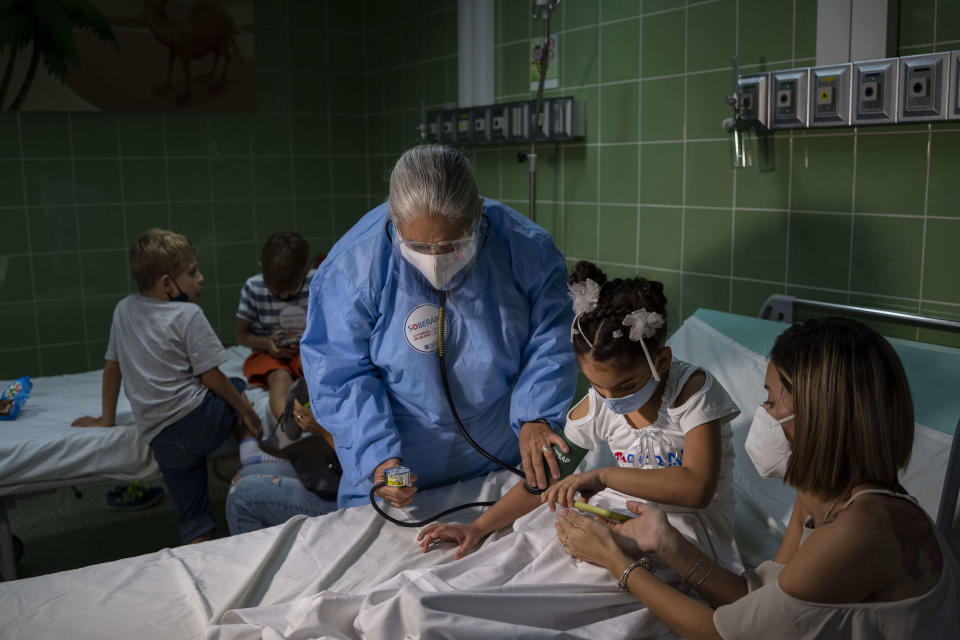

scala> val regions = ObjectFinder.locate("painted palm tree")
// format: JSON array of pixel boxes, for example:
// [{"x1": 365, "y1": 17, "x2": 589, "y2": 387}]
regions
[{"x1": 0, "y1": 0, "x2": 117, "y2": 110}]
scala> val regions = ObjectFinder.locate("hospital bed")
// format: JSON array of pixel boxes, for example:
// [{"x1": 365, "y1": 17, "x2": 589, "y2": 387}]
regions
[
  {"x1": 0, "y1": 346, "x2": 273, "y2": 582},
  {"x1": 0, "y1": 305, "x2": 957, "y2": 639}
]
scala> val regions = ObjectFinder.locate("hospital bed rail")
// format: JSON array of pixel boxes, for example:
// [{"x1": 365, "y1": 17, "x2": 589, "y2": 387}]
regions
[{"x1": 759, "y1": 294, "x2": 960, "y2": 543}]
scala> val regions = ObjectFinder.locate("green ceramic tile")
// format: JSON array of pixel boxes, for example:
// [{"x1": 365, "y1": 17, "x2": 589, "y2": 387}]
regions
[
  {"x1": 795, "y1": 0, "x2": 818, "y2": 59},
  {"x1": 854, "y1": 134, "x2": 927, "y2": 215},
  {"x1": 496, "y1": 41, "x2": 530, "y2": 97},
  {"x1": 0, "y1": 301, "x2": 37, "y2": 350},
  {"x1": 0, "y1": 160, "x2": 24, "y2": 206},
  {"x1": 643, "y1": 1, "x2": 684, "y2": 14},
  {"x1": 602, "y1": 0, "x2": 640, "y2": 21},
  {"x1": 122, "y1": 158, "x2": 167, "y2": 203},
  {"x1": 333, "y1": 197, "x2": 369, "y2": 236},
  {"x1": 926, "y1": 131, "x2": 960, "y2": 218},
  {"x1": 124, "y1": 204, "x2": 169, "y2": 245},
  {"x1": 684, "y1": 69, "x2": 730, "y2": 140},
  {"x1": 639, "y1": 76, "x2": 683, "y2": 142},
  {"x1": 400, "y1": 65, "x2": 426, "y2": 110},
  {"x1": 850, "y1": 215, "x2": 923, "y2": 299},
  {"x1": 290, "y1": 71, "x2": 328, "y2": 113},
  {"x1": 165, "y1": 116, "x2": 209, "y2": 156},
  {"x1": 118, "y1": 115, "x2": 164, "y2": 156},
  {"x1": 734, "y1": 134, "x2": 790, "y2": 209},
  {"x1": 0, "y1": 116, "x2": 21, "y2": 158},
  {"x1": 257, "y1": 71, "x2": 292, "y2": 113},
  {"x1": 74, "y1": 158, "x2": 122, "y2": 204},
  {"x1": 294, "y1": 157, "x2": 331, "y2": 198},
  {"x1": 23, "y1": 159, "x2": 74, "y2": 206},
  {"x1": 563, "y1": 203, "x2": 597, "y2": 259},
  {"x1": 256, "y1": 26, "x2": 291, "y2": 70},
  {"x1": 292, "y1": 116, "x2": 328, "y2": 156},
  {"x1": 421, "y1": 59, "x2": 450, "y2": 107},
  {"x1": 207, "y1": 115, "x2": 250, "y2": 157},
  {"x1": 256, "y1": 200, "x2": 296, "y2": 241},
  {"x1": 82, "y1": 251, "x2": 130, "y2": 296},
  {"x1": 598, "y1": 205, "x2": 638, "y2": 263},
  {"x1": 498, "y1": 0, "x2": 530, "y2": 44},
  {"x1": 785, "y1": 285, "x2": 847, "y2": 306},
  {"x1": 787, "y1": 212, "x2": 851, "y2": 289},
  {"x1": 730, "y1": 279, "x2": 781, "y2": 317},
  {"x1": 40, "y1": 343, "x2": 89, "y2": 376},
  {"x1": 29, "y1": 207, "x2": 78, "y2": 253},
  {"x1": 216, "y1": 242, "x2": 258, "y2": 286},
  {"x1": 0, "y1": 255, "x2": 33, "y2": 302},
  {"x1": 644, "y1": 267, "x2": 683, "y2": 329},
  {"x1": 332, "y1": 156, "x2": 368, "y2": 196},
  {"x1": 328, "y1": 0, "x2": 362, "y2": 29},
  {"x1": 683, "y1": 207, "x2": 731, "y2": 275},
  {"x1": 0, "y1": 347, "x2": 41, "y2": 379},
  {"x1": 195, "y1": 287, "x2": 219, "y2": 329},
  {"x1": 563, "y1": 26, "x2": 599, "y2": 88},
  {"x1": 471, "y1": 149, "x2": 501, "y2": 197},
  {"x1": 738, "y1": 0, "x2": 792, "y2": 65},
  {"x1": 535, "y1": 200, "x2": 561, "y2": 240},
  {"x1": 641, "y1": 8, "x2": 684, "y2": 77},
  {"x1": 733, "y1": 210, "x2": 788, "y2": 280},
  {"x1": 170, "y1": 202, "x2": 215, "y2": 246},
  {"x1": 500, "y1": 149, "x2": 528, "y2": 202},
  {"x1": 252, "y1": 116, "x2": 291, "y2": 156},
  {"x1": 332, "y1": 32, "x2": 365, "y2": 73},
  {"x1": 330, "y1": 115, "x2": 365, "y2": 154},
  {"x1": 563, "y1": 146, "x2": 598, "y2": 202},
  {"x1": 565, "y1": 0, "x2": 599, "y2": 29},
  {"x1": 399, "y1": 22, "x2": 425, "y2": 69},
  {"x1": 19, "y1": 114, "x2": 70, "y2": 158},
  {"x1": 291, "y1": 30, "x2": 327, "y2": 71},
  {"x1": 32, "y1": 252, "x2": 82, "y2": 300},
  {"x1": 564, "y1": 86, "x2": 597, "y2": 144},
  {"x1": 790, "y1": 135, "x2": 854, "y2": 211},
  {"x1": 0, "y1": 209, "x2": 27, "y2": 255},
  {"x1": 36, "y1": 298, "x2": 85, "y2": 344},
  {"x1": 86, "y1": 339, "x2": 109, "y2": 365},
  {"x1": 640, "y1": 142, "x2": 682, "y2": 204},
  {"x1": 682, "y1": 273, "x2": 730, "y2": 317},
  {"x1": 638, "y1": 205, "x2": 682, "y2": 269},
  {"x1": 601, "y1": 18, "x2": 640, "y2": 83},
  {"x1": 211, "y1": 158, "x2": 252, "y2": 200},
  {"x1": 600, "y1": 81, "x2": 639, "y2": 143},
  {"x1": 332, "y1": 74, "x2": 365, "y2": 114},
  {"x1": 289, "y1": 0, "x2": 325, "y2": 26},
  {"x1": 71, "y1": 114, "x2": 118, "y2": 157},
  {"x1": 253, "y1": 158, "x2": 294, "y2": 198},
  {"x1": 214, "y1": 200, "x2": 255, "y2": 243},
  {"x1": 536, "y1": 146, "x2": 561, "y2": 203},
  {"x1": 921, "y1": 218, "x2": 960, "y2": 304},
  {"x1": 686, "y1": 0, "x2": 735, "y2": 73},
  {"x1": 685, "y1": 141, "x2": 733, "y2": 207},
  {"x1": 256, "y1": 0, "x2": 286, "y2": 27},
  {"x1": 938, "y1": 0, "x2": 960, "y2": 42},
  {"x1": 78, "y1": 205, "x2": 125, "y2": 251},
  {"x1": 438, "y1": 7, "x2": 458, "y2": 59},
  {"x1": 899, "y1": 0, "x2": 936, "y2": 46},
  {"x1": 917, "y1": 302, "x2": 960, "y2": 349},
  {"x1": 599, "y1": 144, "x2": 639, "y2": 204},
  {"x1": 167, "y1": 158, "x2": 210, "y2": 201}
]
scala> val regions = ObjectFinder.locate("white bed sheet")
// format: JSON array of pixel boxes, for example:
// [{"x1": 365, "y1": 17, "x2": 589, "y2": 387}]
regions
[{"x1": 0, "y1": 346, "x2": 270, "y2": 496}]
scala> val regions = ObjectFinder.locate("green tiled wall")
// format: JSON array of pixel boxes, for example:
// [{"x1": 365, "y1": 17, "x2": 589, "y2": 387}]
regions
[{"x1": 0, "y1": 0, "x2": 369, "y2": 379}]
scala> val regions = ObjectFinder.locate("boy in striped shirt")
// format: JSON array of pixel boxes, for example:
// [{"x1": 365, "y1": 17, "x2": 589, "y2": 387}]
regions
[{"x1": 236, "y1": 232, "x2": 315, "y2": 421}]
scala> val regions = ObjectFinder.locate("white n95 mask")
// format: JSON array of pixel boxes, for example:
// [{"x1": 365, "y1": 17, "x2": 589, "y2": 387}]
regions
[
  {"x1": 399, "y1": 239, "x2": 477, "y2": 290},
  {"x1": 744, "y1": 405, "x2": 794, "y2": 479}
]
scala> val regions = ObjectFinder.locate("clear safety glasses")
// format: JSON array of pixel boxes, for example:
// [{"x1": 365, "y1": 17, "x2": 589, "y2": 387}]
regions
[{"x1": 395, "y1": 226, "x2": 477, "y2": 255}]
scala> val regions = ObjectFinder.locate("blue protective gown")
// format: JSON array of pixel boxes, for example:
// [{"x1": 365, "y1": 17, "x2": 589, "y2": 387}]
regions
[{"x1": 301, "y1": 198, "x2": 577, "y2": 507}]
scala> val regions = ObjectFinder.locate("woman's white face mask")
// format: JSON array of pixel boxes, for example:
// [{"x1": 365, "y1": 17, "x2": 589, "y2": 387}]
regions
[
  {"x1": 398, "y1": 236, "x2": 477, "y2": 290},
  {"x1": 744, "y1": 404, "x2": 795, "y2": 479}
]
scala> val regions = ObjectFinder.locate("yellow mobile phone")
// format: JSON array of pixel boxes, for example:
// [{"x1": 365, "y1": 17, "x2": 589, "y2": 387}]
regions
[{"x1": 573, "y1": 501, "x2": 633, "y2": 523}]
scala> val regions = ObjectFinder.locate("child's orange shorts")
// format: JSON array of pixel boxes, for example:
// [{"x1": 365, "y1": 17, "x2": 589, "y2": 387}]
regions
[{"x1": 242, "y1": 351, "x2": 303, "y2": 387}]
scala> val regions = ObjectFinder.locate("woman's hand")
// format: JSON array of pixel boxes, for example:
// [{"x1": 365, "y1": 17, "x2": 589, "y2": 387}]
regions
[
  {"x1": 373, "y1": 458, "x2": 418, "y2": 508},
  {"x1": 555, "y1": 507, "x2": 631, "y2": 572},
  {"x1": 518, "y1": 421, "x2": 569, "y2": 490},
  {"x1": 610, "y1": 500, "x2": 674, "y2": 557},
  {"x1": 417, "y1": 522, "x2": 483, "y2": 559},
  {"x1": 541, "y1": 470, "x2": 605, "y2": 511}
]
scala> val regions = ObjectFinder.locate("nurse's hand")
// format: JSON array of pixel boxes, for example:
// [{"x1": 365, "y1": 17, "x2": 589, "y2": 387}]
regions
[
  {"x1": 519, "y1": 421, "x2": 568, "y2": 490},
  {"x1": 417, "y1": 522, "x2": 482, "y2": 559},
  {"x1": 373, "y1": 458, "x2": 418, "y2": 508}
]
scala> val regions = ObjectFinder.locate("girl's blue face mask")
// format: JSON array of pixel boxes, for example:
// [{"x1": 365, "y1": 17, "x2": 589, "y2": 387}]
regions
[{"x1": 601, "y1": 373, "x2": 660, "y2": 415}]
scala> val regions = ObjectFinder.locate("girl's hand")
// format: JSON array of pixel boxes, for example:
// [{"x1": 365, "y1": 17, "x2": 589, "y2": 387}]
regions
[
  {"x1": 541, "y1": 470, "x2": 605, "y2": 511},
  {"x1": 610, "y1": 500, "x2": 674, "y2": 556},
  {"x1": 417, "y1": 522, "x2": 483, "y2": 559},
  {"x1": 555, "y1": 507, "x2": 630, "y2": 572}
]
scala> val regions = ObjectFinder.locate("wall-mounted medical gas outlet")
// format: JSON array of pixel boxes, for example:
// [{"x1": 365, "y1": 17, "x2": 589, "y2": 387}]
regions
[
  {"x1": 471, "y1": 107, "x2": 491, "y2": 145},
  {"x1": 951, "y1": 52, "x2": 960, "y2": 121},
  {"x1": 898, "y1": 53, "x2": 949, "y2": 122},
  {"x1": 425, "y1": 97, "x2": 585, "y2": 146},
  {"x1": 809, "y1": 64, "x2": 852, "y2": 127},
  {"x1": 490, "y1": 105, "x2": 510, "y2": 142},
  {"x1": 770, "y1": 70, "x2": 809, "y2": 129},
  {"x1": 508, "y1": 101, "x2": 531, "y2": 142},
  {"x1": 549, "y1": 97, "x2": 586, "y2": 140},
  {"x1": 737, "y1": 74, "x2": 768, "y2": 128},
  {"x1": 852, "y1": 58, "x2": 897, "y2": 124}
]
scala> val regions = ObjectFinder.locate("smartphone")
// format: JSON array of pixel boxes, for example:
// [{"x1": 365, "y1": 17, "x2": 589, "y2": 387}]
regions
[{"x1": 573, "y1": 501, "x2": 633, "y2": 522}]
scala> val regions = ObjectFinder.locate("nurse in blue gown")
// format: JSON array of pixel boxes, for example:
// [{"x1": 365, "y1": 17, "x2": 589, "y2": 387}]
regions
[{"x1": 301, "y1": 145, "x2": 577, "y2": 509}]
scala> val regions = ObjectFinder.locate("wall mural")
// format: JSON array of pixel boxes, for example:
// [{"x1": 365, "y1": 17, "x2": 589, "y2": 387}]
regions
[{"x1": 0, "y1": 0, "x2": 255, "y2": 112}]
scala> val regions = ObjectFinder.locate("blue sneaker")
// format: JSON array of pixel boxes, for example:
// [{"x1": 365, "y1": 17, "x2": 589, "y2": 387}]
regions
[{"x1": 106, "y1": 481, "x2": 165, "y2": 511}]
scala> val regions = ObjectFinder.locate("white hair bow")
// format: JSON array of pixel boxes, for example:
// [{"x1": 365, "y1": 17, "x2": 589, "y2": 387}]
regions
[
  {"x1": 569, "y1": 279, "x2": 601, "y2": 348},
  {"x1": 617, "y1": 309, "x2": 665, "y2": 381}
]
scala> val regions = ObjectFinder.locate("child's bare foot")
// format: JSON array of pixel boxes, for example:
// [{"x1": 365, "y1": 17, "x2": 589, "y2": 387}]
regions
[{"x1": 188, "y1": 531, "x2": 213, "y2": 544}]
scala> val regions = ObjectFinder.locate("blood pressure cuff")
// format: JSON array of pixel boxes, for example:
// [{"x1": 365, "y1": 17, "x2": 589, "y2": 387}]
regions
[{"x1": 552, "y1": 433, "x2": 588, "y2": 478}]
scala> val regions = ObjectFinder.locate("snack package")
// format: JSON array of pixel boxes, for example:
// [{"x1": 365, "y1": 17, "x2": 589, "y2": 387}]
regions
[{"x1": 0, "y1": 376, "x2": 32, "y2": 421}]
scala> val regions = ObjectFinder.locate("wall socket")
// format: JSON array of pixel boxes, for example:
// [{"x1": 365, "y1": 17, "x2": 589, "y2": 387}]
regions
[
  {"x1": 898, "y1": 53, "x2": 949, "y2": 122},
  {"x1": 770, "y1": 70, "x2": 809, "y2": 129},
  {"x1": 737, "y1": 74, "x2": 768, "y2": 127},
  {"x1": 951, "y1": 52, "x2": 960, "y2": 121},
  {"x1": 809, "y1": 64, "x2": 851, "y2": 127},
  {"x1": 852, "y1": 58, "x2": 898, "y2": 125}
]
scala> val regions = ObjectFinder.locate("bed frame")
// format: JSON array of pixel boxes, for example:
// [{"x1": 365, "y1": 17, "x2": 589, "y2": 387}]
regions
[{"x1": 759, "y1": 294, "x2": 960, "y2": 543}]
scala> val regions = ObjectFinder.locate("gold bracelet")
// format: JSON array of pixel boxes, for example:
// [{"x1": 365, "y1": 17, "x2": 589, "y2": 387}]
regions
[
  {"x1": 694, "y1": 558, "x2": 715, "y2": 590},
  {"x1": 679, "y1": 554, "x2": 702, "y2": 590}
]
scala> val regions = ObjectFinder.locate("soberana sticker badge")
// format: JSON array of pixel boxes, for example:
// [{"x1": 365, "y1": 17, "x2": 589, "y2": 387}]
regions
[{"x1": 405, "y1": 303, "x2": 448, "y2": 353}]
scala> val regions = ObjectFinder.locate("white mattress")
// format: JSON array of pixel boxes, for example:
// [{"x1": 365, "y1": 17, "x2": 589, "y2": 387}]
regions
[{"x1": 0, "y1": 347, "x2": 270, "y2": 496}]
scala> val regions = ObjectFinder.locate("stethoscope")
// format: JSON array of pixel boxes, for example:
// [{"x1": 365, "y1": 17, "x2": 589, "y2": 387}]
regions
[{"x1": 369, "y1": 215, "x2": 543, "y2": 527}]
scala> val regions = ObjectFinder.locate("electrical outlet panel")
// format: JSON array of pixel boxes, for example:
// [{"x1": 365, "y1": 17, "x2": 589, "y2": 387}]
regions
[
  {"x1": 852, "y1": 58, "x2": 897, "y2": 124},
  {"x1": 508, "y1": 101, "x2": 531, "y2": 142},
  {"x1": 422, "y1": 97, "x2": 585, "y2": 145},
  {"x1": 770, "y1": 70, "x2": 809, "y2": 129},
  {"x1": 490, "y1": 105, "x2": 510, "y2": 142},
  {"x1": 809, "y1": 64, "x2": 852, "y2": 127},
  {"x1": 737, "y1": 74, "x2": 768, "y2": 127},
  {"x1": 951, "y1": 51, "x2": 960, "y2": 121},
  {"x1": 549, "y1": 97, "x2": 586, "y2": 140},
  {"x1": 471, "y1": 107, "x2": 491, "y2": 144},
  {"x1": 439, "y1": 111, "x2": 456, "y2": 143},
  {"x1": 454, "y1": 110, "x2": 472, "y2": 143},
  {"x1": 529, "y1": 101, "x2": 551, "y2": 140},
  {"x1": 898, "y1": 53, "x2": 949, "y2": 122}
]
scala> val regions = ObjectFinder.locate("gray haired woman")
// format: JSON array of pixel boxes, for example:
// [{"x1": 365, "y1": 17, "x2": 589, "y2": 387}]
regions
[{"x1": 300, "y1": 145, "x2": 578, "y2": 511}]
